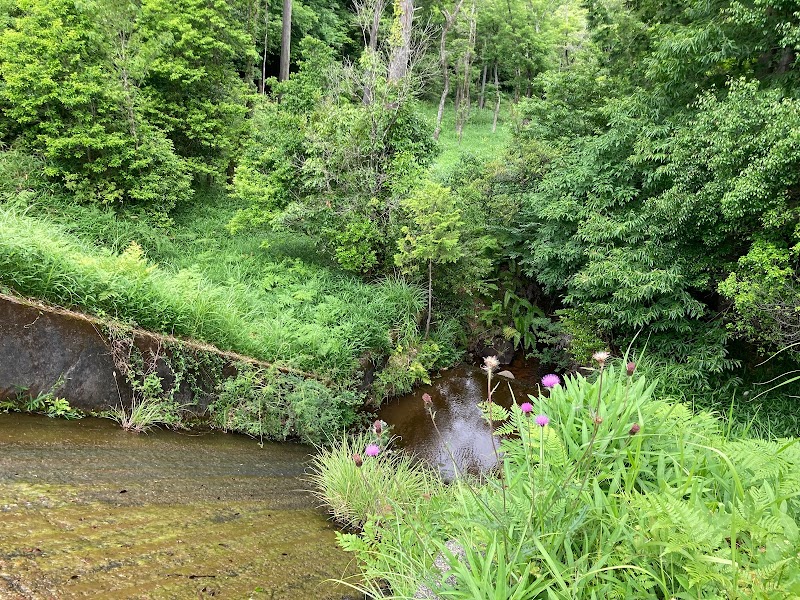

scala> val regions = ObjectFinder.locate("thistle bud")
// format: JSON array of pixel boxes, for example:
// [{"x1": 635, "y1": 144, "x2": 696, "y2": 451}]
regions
[
  {"x1": 629, "y1": 423, "x2": 640, "y2": 436},
  {"x1": 422, "y1": 393, "x2": 432, "y2": 406},
  {"x1": 626, "y1": 362, "x2": 636, "y2": 376},
  {"x1": 373, "y1": 419, "x2": 384, "y2": 435},
  {"x1": 352, "y1": 453, "x2": 363, "y2": 467}
]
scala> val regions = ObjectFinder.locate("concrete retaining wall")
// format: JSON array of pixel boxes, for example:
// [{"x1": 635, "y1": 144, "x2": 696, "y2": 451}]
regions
[{"x1": 0, "y1": 293, "x2": 300, "y2": 413}]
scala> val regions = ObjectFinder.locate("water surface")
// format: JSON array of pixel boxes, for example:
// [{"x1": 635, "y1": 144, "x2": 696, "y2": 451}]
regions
[
  {"x1": 0, "y1": 414, "x2": 355, "y2": 599},
  {"x1": 379, "y1": 359, "x2": 541, "y2": 479}
]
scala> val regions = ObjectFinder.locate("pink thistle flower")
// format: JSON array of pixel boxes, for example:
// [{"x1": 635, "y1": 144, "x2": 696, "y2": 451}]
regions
[
  {"x1": 535, "y1": 414, "x2": 549, "y2": 427},
  {"x1": 365, "y1": 444, "x2": 380, "y2": 457},
  {"x1": 592, "y1": 351, "x2": 610, "y2": 365},
  {"x1": 541, "y1": 374, "x2": 560, "y2": 388},
  {"x1": 520, "y1": 402, "x2": 533, "y2": 414}
]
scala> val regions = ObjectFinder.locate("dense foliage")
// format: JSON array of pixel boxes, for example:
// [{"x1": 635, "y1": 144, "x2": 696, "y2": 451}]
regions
[{"x1": 477, "y1": 0, "x2": 800, "y2": 392}]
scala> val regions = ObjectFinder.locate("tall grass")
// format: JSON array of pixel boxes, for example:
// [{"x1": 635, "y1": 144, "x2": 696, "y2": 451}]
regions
[{"x1": 0, "y1": 201, "x2": 425, "y2": 384}]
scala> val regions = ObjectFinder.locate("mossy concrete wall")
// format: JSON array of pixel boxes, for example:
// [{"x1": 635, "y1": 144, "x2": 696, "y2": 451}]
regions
[{"x1": 0, "y1": 293, "x2": 290, "y2": 412}]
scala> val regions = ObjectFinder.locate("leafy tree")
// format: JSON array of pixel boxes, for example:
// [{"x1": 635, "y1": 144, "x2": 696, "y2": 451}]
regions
[
  {"x1": 0, "y1": 0, "x2": 191, "y2": 210},
  {"x1": 395, "y1": 180, "x2": 465, "y2": 336},
  {"x1": 136, "y1": 0, "x2": 252, "y2": 182}
]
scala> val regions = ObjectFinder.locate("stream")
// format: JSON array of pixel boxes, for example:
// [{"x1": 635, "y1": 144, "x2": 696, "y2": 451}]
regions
[
  {"x1": 0, "y1": 414, "x2": 356, "y2": 600},
  {"x1": 0, "y1": 358, "x2": 541, "y2": 598}
]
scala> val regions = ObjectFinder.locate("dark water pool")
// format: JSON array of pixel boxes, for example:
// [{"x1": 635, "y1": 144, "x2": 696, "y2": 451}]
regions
[{"x1": 378, "y1": 358, "x2": 541, "y2": 479}]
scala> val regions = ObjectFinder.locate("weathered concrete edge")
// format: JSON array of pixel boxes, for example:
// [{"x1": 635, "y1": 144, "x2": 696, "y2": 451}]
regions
[{"x1": 0, "y1": 291, "x2": 324, "y2": 413}]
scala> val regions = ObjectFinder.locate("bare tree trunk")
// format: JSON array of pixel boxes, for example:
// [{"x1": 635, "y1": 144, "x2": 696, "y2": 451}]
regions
[
  {"x1": 478, "y1": 61, "x2": 487, "y2": 109},
  {"x1": 425, "y1": 258, "x2": 433, "y2": 337},
  {"x1": 368, "y1": 2, "x2": 381, "y2": 50},
  {"x1": 455, "y1": 0, "x2": 476, "y2": 142},
  {"x1": 259, "y1": 0, "x2": 269, "y2": 93},
  {"x1": 279, "y1": 0, "x2": 292, "y2": 81},
  {"x1": 513, "y1": 66, "x2": 520, "y2": 102},
  {"x1": 388, "y1": 0, "x2": 414, "y2": 83},
  {"x1": 434, "y1": 0, "x2": 464, "y2": 141},
  {"x1": 492, "y1": 62, "x2": 500, "y2": 133}
]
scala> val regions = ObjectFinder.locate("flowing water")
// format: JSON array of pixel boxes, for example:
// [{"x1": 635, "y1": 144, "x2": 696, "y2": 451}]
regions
[
  {"x1": 0, "y1": 414, "x2": 356, "y2": 599},
  {"x1": 378, "y1": 358, "x2": 541, "y2": 480}
]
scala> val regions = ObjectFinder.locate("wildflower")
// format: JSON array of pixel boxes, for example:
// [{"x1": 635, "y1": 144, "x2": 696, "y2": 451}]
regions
[
  {"x1": 592, "y1": 351, "x2": 610, "y2": 366},
  {"x1": 422, "y1": 392, "x2": 432, "y2": 406},
  {"x1": 372, "y1": 419, "x2": 385, "y2": 435},
  {"x1": 541, "y1": 373, "x2": 560, "y2": 388},
  {"x1": 626, "y1": 362, "x2": 636, "y2": 376},
  {"x1": 352, "y1": 453, "x2": 363, "y2": 467},
  {"x1": 482, "y1": 355, "x2": 500, "y2": 372},
  {"x1": 592, "y1": 411, "x2": 603, "y2": 425},
  {"x1": 520, "y1": 402, "x2": 533, "y2": 414},
  {"x1": 365, "y1": 444, "x2": 380, "y2": 457},
  {"x1": 629, "y1": 423, "x2": 640, "y2": 436},
  {"x1": 535, "y1": 414, "x2": 549, "y2": 427}
]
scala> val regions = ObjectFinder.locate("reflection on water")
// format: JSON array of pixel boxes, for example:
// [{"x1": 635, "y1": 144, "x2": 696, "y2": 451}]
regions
[{"x1": 378, "y1": 358, "x2": 540, "y2": 480}]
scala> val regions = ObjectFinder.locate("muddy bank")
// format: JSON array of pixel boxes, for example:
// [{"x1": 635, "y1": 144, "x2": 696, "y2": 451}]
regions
[{"x1": 0, "y1": 413, "x2": 356, "y2": 599}]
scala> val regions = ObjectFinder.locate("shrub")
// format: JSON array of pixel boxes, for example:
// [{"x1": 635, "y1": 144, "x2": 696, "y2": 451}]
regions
[{"x1": 209, "y1": 365, "x2": 362, "y2": 445}]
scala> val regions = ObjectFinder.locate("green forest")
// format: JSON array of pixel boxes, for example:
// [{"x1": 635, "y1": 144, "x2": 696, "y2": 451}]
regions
[
  {"x1": 1, "y1": 0, "x2": 797, "y2": 432},
  {"x1": 2, "y1": 0, "x2": 800, "y2": 595}
]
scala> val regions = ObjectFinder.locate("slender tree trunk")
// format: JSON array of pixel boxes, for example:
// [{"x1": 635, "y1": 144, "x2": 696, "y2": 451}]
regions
[
  {"x1": 425, "y1": 259, "x2": 432, "y2": 337},
  {"x1": 279, "y1": 0, "x2": 292, "y2": 81},
  {"x1": 434, "y1": 0, "x2": 464, "y2": 141},
  {"x1": 434, "y1": 67, "x2": 450, "y2": 141},
  {"x1": 388, "y1": 0, "x2": 414, "y2": 84},
  {"x1": 492, "y1": 62, "x2": 500, "y2": 133},
  {"x1": 479, "y1": 61, "x2": 487, "y2": 109},
  {"x1": 259, "y1": 0, "x2": 269, "y2": 93},
  {"x1": 455, "y1": 0, "x2": 476, "y2": 142},
  {"x1": 513, "y1": 66, "x2": 520, "y2": 102}
]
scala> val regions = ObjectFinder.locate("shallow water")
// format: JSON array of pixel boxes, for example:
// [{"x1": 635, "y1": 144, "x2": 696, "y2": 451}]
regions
[
  {"x1": 0, "y1": 414, "x2": 356, "y2": 599},
  {"x1": 378, "y1": 358, "x2": 541, "y2": 479}
]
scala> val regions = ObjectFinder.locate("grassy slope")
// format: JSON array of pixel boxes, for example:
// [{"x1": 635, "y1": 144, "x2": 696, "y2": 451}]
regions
[
  {"x1": 419, "y1": 101, "x2": 512, "y2": 177},
  {"x1": 0, "y1": 102, "x2": 508, "y2": 387},
  {"x1": 0, "y1": 195, "x2": 424, "y2": 385}
]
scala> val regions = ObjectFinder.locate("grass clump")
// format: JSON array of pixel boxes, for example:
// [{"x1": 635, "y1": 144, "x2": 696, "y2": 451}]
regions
[
  {"x1": 308, "y1": 432, "x2": 442, "y2": 531},
  {"x1": 315, "y1": 363, "x2": 800, "y2": 598}
]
